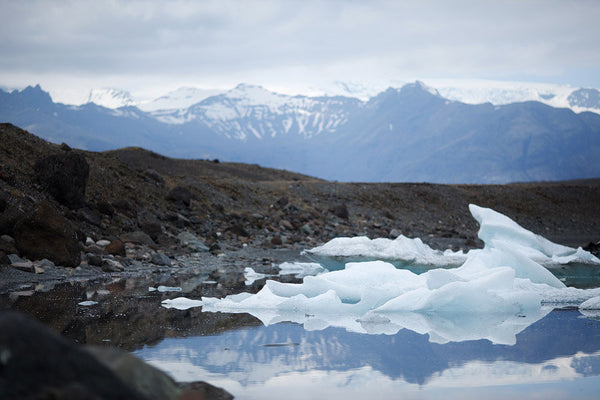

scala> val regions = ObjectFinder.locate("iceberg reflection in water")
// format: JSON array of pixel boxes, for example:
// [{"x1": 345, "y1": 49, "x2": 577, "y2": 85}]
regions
[
  {"x1": 135, "y1": 309, "x2": 600, "y2": 399},
  {"x1": 150, "y1": 205, "x2": 600, "y2": 398}
]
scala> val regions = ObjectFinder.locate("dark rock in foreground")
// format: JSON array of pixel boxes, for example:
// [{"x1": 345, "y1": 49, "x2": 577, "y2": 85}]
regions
[
  {"x1": 0, "y1": 310, "x2": 147, "y2": 399},
  {"x1": 0, "y1": 310, "x2": 234, "y2": 400}
]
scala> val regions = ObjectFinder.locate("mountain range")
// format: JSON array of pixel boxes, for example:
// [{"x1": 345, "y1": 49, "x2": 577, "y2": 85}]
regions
[{"x1": 1, "y1": 82, "x2": 599, "y2": 183}]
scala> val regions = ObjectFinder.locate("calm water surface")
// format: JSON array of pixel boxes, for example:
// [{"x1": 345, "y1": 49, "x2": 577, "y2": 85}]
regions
[
  {"x1": 2, "y1": 266, "x2": 600, "y2": 399},
  {"x1": 134, "y1": 308, "x2": 600, "y2": 400}
]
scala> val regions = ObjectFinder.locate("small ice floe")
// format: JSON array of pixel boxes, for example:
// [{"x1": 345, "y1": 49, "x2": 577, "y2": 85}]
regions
[
  {"x1": 149, "y1": 286, "x2": 183, "y2": 292},
  {"x1": 580, "y1": 296, "x2": 600, "y2": 310},
  {"x1": 579, "y1": 295, "x2": 600, "y2": 319},
  {"x1": 162, "y1": 297, "x2": 203, "y2": 310},
  {"x1": 278, "y1": 262, "x2": 328, "y2": 278},
  {"x1": 303, "y1": 235, "x2": 467, "y2": 272},
  {"x1": 78, "y1": 301, "x2": 98, "y2": 306},
  {"x1": 244, "y1": 267, "x2": 271, "y2": 285}
]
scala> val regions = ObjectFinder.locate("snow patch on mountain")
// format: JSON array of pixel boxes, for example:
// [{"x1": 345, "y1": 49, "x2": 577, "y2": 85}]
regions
[
  {"x1": 137, "y1": 87, "x2": 223, "y2": 112},
  {"x1": 85, "y1": 88, "x2": 136, "y2": 109},
  {"x1": 424, "y1": 79, "x2": 600, "y2": 114},
  {"x1": 151, "y1": 83, "x2": 361, "y2": 140}
]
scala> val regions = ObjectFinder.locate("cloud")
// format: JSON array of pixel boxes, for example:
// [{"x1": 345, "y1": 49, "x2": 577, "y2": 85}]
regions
[{"x1": 1, "y1": 0, "x2": 599, "y2": 97}]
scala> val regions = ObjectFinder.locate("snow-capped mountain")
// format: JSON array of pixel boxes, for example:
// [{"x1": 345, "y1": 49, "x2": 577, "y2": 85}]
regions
[
  {"x1": 137, "y1": 87, "x2": 223, "y2": 112},
  {"x1": 425, "y1": 80, "x2": 600, "y2": 114},
  {"x1": 2, "y1": 82, "x2": 600, "y2": 184},
  {"x1": 151, "y1": 83, "x2": 362, "y2": 140},
  {"x1": 85, "y1": 88, "x2": 136, "y2": 109},
  {"x1": 83, "y1": 80, "x2": 600, "y2": 116}
]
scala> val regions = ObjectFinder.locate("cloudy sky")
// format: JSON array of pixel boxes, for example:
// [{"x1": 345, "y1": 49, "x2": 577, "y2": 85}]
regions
[{"x1": 1, "y1": 0, "x2": 599, "y2": 103}]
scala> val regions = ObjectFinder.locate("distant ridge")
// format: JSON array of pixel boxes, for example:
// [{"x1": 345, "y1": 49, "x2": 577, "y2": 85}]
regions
[{"x1": 1, "y1": 82, "x2": 599, "y2": 184}]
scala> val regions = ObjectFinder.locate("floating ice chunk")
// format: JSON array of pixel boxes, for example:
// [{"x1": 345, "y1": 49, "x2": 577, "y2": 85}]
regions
[
  {"x1": 458, "y1": 242, "x2": 566, "y2": 288},
  {"x1": 149, "y1": 286, "x2": 183, "y2": 292},
  {"x1": 580, "y1": 296, "x2": 600, "y2": 310},
  {"x1": 304, "y1": 235, "x2": 467, "y2": 270},
  {"x1": 162, "y1": 297, "x2": 203, "y2": 310},
  {"x1": 244, "y1": 267, "x2": 270, "y2": 285},
  {"x1": 278, "y1": 262, "x2": 327, "y2": 278},
  {"x1": 469, "y1": 204, "x2": 600, "y2": 266},
  {"x1": 78, "y1": 300, "x2": 98, "y2": 306}
]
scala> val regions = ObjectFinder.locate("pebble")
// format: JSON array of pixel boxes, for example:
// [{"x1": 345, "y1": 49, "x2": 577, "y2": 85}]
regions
[
  {"x1": 11, "y1": 260, "x2": 34, "y2": 273},
  {"x1": 101, "y1": 258, "x2": 124, "y2": 272},
  {"x1": 96, "y1": 240, "x2": 111, "y2": 247},
  {"x1": 151, "y1": 253, "x2": 172, "y2": 266}
]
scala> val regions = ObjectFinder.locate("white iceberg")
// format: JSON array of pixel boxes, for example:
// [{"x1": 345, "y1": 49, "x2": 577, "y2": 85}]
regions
[
  {"x1": 580, "y1": 296, "x2": 600, "y2": 310},
  {"x1": 303, "y1": 235, "x2": 467, "y2": 272},
  {"x1": 162, "y1": 204, "x2": 600, "y2": 343},
  {"x1": 469, "y1": 204, "x2": 600, "y2": 267}
]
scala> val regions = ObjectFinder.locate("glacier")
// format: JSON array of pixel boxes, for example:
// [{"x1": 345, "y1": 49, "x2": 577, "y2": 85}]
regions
[{"x1": 162, "y1": 204, "x2": 600, "y2": 344}]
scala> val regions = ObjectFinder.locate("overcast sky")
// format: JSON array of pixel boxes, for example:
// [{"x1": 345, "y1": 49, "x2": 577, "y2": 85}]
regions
[{"x1": 1, "y1": 0, "x2": 599, "y2": 103}]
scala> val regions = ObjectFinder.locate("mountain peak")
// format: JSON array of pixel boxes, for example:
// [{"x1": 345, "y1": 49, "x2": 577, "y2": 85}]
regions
[
  {"x1": 86, "y1": 88, "x2": 135, "y2": 109},
  {"x1": 16, "y1": 84, "x2": 54, "y2": 105},
  {"x1": 401, "y1": 81, "x2": 441, "y2": 97}
]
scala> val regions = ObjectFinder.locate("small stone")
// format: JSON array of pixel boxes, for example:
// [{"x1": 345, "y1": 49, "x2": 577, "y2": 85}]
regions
[
  {"x1": 11, "y1": 260, "x2": 34, "y2": 273},
  {"x1": 7, "y1": 254, "x2": 24, "y2": 264},
  {"x1": 166, "y1": 186, "x2": 194, "y2": 207},
  {"x1": 34, "y1": 266, "x2": 45, "y2": 274},
  {"x1": 0, "y1": 234, "x2": 15, "y2": 245},
  {"x1": 151, "y1": 253, "x2": 171, "y2": 266},
  {"x1": 144, "y1": 168, "x2": 164, "y2": 185},
  {"x1": 271, "y1": 235, "x2": 283, "y2": 245},
  {"x1": 300, "y1": 224, "x2": 313, "y2": 235},
  {"x1": 120, "y1": 231, "x2": 155, "y2": 246},
  {"x1": 37, "y1": 259, "x2": 55, "y2": 268},
  {"x1": 96, "y1": 239, "x2": 111, "y2": 247},
  {"x1": 85, "y1": 237, "x2": 95, "y2": 246},
  {"x1": 389, "y1": 229, "x2": 402, "y2": 239},
  {"x1": 276, "y1": 196, "x2": 289, "y2": 208},
  {"x1": 331, "y1": 204, "x2": 349, "y2": 219},
  {"x1": 101, "y1": 258, "x2": 124, "y2": 272},
  {"x1": 86, "y1": 253, "x2": 102, "y2": 267},
  {"x1": 105, "y1": 240, "x2": 126, "y2": 257},
  {"x1": 280, "y1": 220, "x2": 294, "y2": 230}
]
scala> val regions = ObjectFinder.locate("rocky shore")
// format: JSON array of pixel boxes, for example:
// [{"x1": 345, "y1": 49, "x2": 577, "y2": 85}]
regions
[{"x1": 1, "y1": 122, "x2": 600, "y2": 399}]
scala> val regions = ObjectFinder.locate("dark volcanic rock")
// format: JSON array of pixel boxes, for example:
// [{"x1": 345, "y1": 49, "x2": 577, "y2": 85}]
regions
[
  {"x1": 150, "y1": 253, "x2": 171, "y2": 266},
  {"x1": 105, "y1": 240, "x2": 126, "y2": 257},
  {"x1": 331, "y1": 203, "x2": 349, "y2": 219},
  {"x1": 87, "y1": 346, "x2": 180, "y2": 400},
  {"x1": 0, "y1": 311, "x2": 147, "y2": 400},
  {"x1": 35, "y1": 151, "x2": 89, "y2": 209},
  {"x1": 121, "y1": 231, "x2": 155, "y2": 246},
  {"x1": 13, "y1": 201, "x2": 81, "y2": 268},
  {"x1": 167, "y1": 186, "x2": 195, "y2": 207}
]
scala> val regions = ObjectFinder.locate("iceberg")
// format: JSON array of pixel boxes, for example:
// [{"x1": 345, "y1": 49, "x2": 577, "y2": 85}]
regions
[
  {"x1": 469, "y1": 204, "x2": 600, "y2": 267},
  {"x1": 162, "y1": 204, "x2": 600, "y2": 343},
  {"x1": 303, "y1": 235, "x2": 467, "y2": 272}
]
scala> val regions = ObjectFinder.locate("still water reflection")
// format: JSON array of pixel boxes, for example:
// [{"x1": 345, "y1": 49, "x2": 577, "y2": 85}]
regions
[
  {"x1": 2, "y1": 273, "x2": 600, "y2": 399},
  {"x1": 135, "y1": 309, "x2": 600, "y2": 400}
]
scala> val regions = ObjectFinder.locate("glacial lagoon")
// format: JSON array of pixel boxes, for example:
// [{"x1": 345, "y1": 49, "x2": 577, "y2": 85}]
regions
[{"x1": 3, "y1": 204, "x2": 600, "y2": 399}]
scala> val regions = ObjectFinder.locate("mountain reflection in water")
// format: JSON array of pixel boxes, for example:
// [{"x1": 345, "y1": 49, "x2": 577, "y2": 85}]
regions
[
  {"x1": 135, "y1": 309, "x2": 600, "y2": 399},
  {"x1": 2, "y1": 273, "x2": 600, "y2": 399}
]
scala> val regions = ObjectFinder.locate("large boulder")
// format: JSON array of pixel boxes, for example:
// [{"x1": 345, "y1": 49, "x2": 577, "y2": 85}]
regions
[
  {"x1": 0, "y1": 311, "x2": 147, "y2": 400},
  {"x1": 35, "y1": 150, "x2": 89, "y2": 209},
  {"x1": 13, "y1": 201, "x2": 81, "y2": 267}
]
